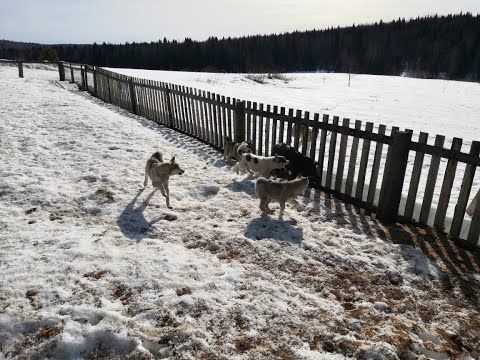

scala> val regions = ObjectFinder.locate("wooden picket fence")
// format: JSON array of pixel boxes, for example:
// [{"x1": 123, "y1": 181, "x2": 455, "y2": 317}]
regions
[{"x1": 57, "y1": 62, "x2": 480, "y2": 249}]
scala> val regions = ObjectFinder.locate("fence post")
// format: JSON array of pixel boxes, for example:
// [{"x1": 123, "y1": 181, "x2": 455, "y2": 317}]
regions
[
  {"x1": 80, "y1": 65, "x2": 86, "y2": 90},
  {"x1": 70, "y1": 64, "x2": 74, "y2": 84},
  {"x1": 377, "y1": 130, "x2": 412, "y2": 224},
  {"x1": 165, "y1": 86, "x2": 174, "y2": 127},
  {"x1": 128, "y1": 78, "x2": 138, "y2": 115},
  {"x1": 18, "y1": 61, "x2": 23, "y2": 78},
  {"x1": 58, "y1": 62, "x2": 65, "y2": 81},
  {"x1": 234, "y1": 100, "x2": 246, "y2": 143},
  {"x1": 93, "y1": 66, "x2": 98, "y2": 97}
]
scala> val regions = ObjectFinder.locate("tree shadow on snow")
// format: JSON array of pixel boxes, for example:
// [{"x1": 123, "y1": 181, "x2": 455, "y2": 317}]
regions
[
  {"x1": 117, "y1": 189, "x2": 164, "y2": 242},
  {"x1": 244, "y1": 216, "x2": 303, "y2": 245}
]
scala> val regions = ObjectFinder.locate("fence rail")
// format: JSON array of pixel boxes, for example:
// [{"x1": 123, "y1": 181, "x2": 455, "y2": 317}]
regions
[{"x1": 9, "y1": 60, "x2": 475, "y2": 249}]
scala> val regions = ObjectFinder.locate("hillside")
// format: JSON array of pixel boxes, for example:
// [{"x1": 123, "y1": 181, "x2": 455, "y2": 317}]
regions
[{"x1": 0, "y1": 64, "x2": 479, "y2": 359}]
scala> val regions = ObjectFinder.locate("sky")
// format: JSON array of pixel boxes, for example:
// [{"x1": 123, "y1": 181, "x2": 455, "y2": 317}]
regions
[{"x1": 0, "y1": 0, "x2": 479, "y2": 44}]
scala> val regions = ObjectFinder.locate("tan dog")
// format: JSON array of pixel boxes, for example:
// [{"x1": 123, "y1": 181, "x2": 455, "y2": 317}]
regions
[
  {"x1": 144, "y1": 151, "x2": 184, "y2": 209},
  {"x1": 255, "y1": 176, "x2": 309, "y2": 218}
]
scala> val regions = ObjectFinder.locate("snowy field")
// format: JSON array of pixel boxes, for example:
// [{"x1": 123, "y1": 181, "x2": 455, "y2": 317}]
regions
[
  {"x1": 109, "y1": 67, "x2": 480, "y2": 239},
  {"x1": 1, "y1": 63, "x2": 480, "y2": 359}
]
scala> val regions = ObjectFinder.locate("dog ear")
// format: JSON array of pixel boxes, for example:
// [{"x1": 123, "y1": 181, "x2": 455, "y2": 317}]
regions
[
  {"x1": 170, "y1": 157, "x2": 175, "y2": 164},
  {"x1": 296, "y1": 171, "x2": 303, "y2": 179}
]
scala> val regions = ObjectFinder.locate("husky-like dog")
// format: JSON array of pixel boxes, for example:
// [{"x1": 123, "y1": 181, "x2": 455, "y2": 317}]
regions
[
  {"x1": 223, "y1": 136, "x2": 253, "y2": 163},
  {"x1": 235, "y1": 153, "x2": 289, "y2": 178},
  {"x1": 255, "y1": 176, "x2": 309, "y2": 218},
  {"x1": 144, "y1": 151, "x2": 185, "y2": 209}
]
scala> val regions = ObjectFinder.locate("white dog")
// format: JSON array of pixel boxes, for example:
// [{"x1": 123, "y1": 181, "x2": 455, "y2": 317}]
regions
[{"x1": 235, "y1": 153, "x2": 289, "y2": 178}]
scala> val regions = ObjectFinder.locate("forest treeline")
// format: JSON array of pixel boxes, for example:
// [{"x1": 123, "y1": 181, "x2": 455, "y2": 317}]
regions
[{"x1": 1, "y1": 13, "x2": 479, "y2": 80}]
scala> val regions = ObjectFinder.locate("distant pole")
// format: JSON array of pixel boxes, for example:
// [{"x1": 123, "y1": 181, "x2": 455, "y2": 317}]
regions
[{"x1": 18, "y1": 61, "x2": 23, "y2": 78}]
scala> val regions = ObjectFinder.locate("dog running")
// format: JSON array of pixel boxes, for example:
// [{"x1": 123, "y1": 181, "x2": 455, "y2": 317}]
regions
[
  {"x1": 255, "y1": 175, "x2": 309, "y2": 218},
  {"x1": 143, "y1": 151, "x2": 184, "y2": 209}
]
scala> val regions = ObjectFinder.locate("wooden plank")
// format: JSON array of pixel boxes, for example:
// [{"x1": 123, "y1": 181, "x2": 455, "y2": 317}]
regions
[
  {"x1": 186, "y1": 87, "x2": 194, "y2": 133},
  {"x1": 271, "y1": 105, "x2": 278, "y2": 148},
  {"x1": 419, "y1": 135, "x2": 446, "y2": 224},
  {"x1": 293, "y1": 110, "x2": 302, "y2": 151},
  {"x1": 367, "y1": 124, "x2": 387, "y2": 205},
  {"x1": 227, "y1": 97, "x2": 233, "y2": 139},
  {"x1": 378, "y1": 130, "x2": 413, "y2": 224},
  {"x1": 345, "y1": 120, "x2": 362, "y2": 196},
  {"x1": 278, "y1": 107, "x2": 286, "y2": 144},
  {"x1": 150, "y1": 81, "x2": 159, "y2": 122},
  {"x1": 434, "y1": 138, "x2": 463, "y2": 229},
  {"x1": 334, "y1": 118, "x2": 350, "y2": 192},
  {"x1": 147, "y1": 80, "x2": 155, "y2": 120},
  {"x1": 246, "y1": 101, "x2": 252, "y2": 143},
  {"x1": 217, "y1": 94, "x2": 224, "y2": 145},
  {"x1": 317, "y1": 115, "x2": 329, "y2": 186},
  {"x1": 325, "y1": 116, "x2": 339, "y2": 189},
  {"x1": 202, "y1": 91, "x2": 211, "y2": 143},
  {"x1": 355, "y1": 122, "x2": 374, "y2": 200},
  {"x1": 264, "y1": 105, "x2": 271, "y2": 156},
  {"x1": 450, "y1": 141, "x2": 480, "y2": 239},
  {"x1": 404, "y1": 132, "x2": 429, "y2": 219},
  {"x1": 193, "y1": 89, "x2": 202, "y2": 136},
  {"x1": 309, "y1": 113, "x2": 320, "y2": 161},
  {"x1": 196, "y1": 89, "x2": 206, "y2": 140},
  {"x1": 285, "y1": 109, "x2": 294, "y2": 146},
  {"x1": 179, "y1": 86, "x2": 188, "y2": 131},
  {"x1": 258, "y1": 103, "x2": 265, "y2": 155},
  {"x1": 221, "y1": 95, "x2": 228, "y2": 146},
  {"x1": 211, "y1": 93, "x2": 219, "y2": 146},
  {"x1": 251, "y1": 102, "x2": 258, "y2": 152},
  {"x1": 301, "y1": 112, "x2": 310, "y2": 156}
]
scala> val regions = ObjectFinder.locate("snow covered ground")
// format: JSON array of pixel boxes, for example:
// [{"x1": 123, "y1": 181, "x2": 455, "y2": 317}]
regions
[
  {"x1": 108, "y1": 68, "x2": 480, "y2": 240},
  {"x1": 1, "y1": 63, "x2": 480, "y2": 359}
]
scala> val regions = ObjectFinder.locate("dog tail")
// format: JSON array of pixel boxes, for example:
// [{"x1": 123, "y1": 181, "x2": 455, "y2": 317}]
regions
[{"x1": 151, "y1": 151, "x2": 163, "y2": 162}]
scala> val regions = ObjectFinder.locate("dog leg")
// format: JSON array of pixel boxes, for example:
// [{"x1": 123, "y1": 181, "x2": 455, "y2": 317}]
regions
[
  {"x1": 234, "y1": 163, "x2": 240, "y2": 175},
  {"x1": 164, "y1": 184, "x2": 172, "y2": 209},
  {"x1": 279, "y1": 201, "x2": 286, "y2": 218},
  {"x1": 143, "y1": 163, "x2": 150, "y2": 187},
  {"x1": 159, "y1": 185, "x2": 167, "y2": 198},
  {"x1": 260, "y1": 198, "x2": 274, "y2": 214}
]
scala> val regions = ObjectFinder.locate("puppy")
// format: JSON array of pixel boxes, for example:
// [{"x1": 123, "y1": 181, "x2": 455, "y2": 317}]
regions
[
  {"x1": 143, "y1": 151, "x2": 184, "y2": 209},
  {"x1": 271, "y1": 143, "x2": 316, "y2": 180},
  {"x1": 235, "y1": 153, "x2": 289, "y2": 178},
  {"x1": 256, "y1": 176, "x2": 309, "y2": 218},
  {"x1": 224, "y1": 136, "x2": 253, "y2": 163}
]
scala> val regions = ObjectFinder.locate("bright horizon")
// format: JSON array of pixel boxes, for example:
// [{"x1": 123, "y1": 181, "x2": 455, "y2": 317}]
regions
[{"x1": 0, "y1": 0, "x2": 479, "y2": 45}]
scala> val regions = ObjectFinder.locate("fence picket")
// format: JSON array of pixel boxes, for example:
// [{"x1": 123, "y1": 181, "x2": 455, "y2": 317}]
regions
[
  {"x1": 355, "y1": 122, "x2": 374, "y2": 200},
  {"x1": 326, "y1": 116, "x2": 339, "y2": 189},
  {"x1": 434, "y1": 138, "x2": 463, "y2": 229},
  {"x1": 335, "y1": 118, "x2": 350, "y2": 192},
  {"x1": 344, "y1": 120, "x2": 362, "y2": 196},
  {"x1": 419, "y1": 135, "x2": 446, "y2": 224},
  {"x1": 367, "y1": 124, "x2": 387, "y2": 205},
  {"x1": 450, "y1": 141, "x2": 480, "y2": 239}
]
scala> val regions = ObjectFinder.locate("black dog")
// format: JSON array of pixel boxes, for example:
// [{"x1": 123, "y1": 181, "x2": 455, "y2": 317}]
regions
[{"x1": 271, "y1": 143, "x2": 316, "y2": 180}]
